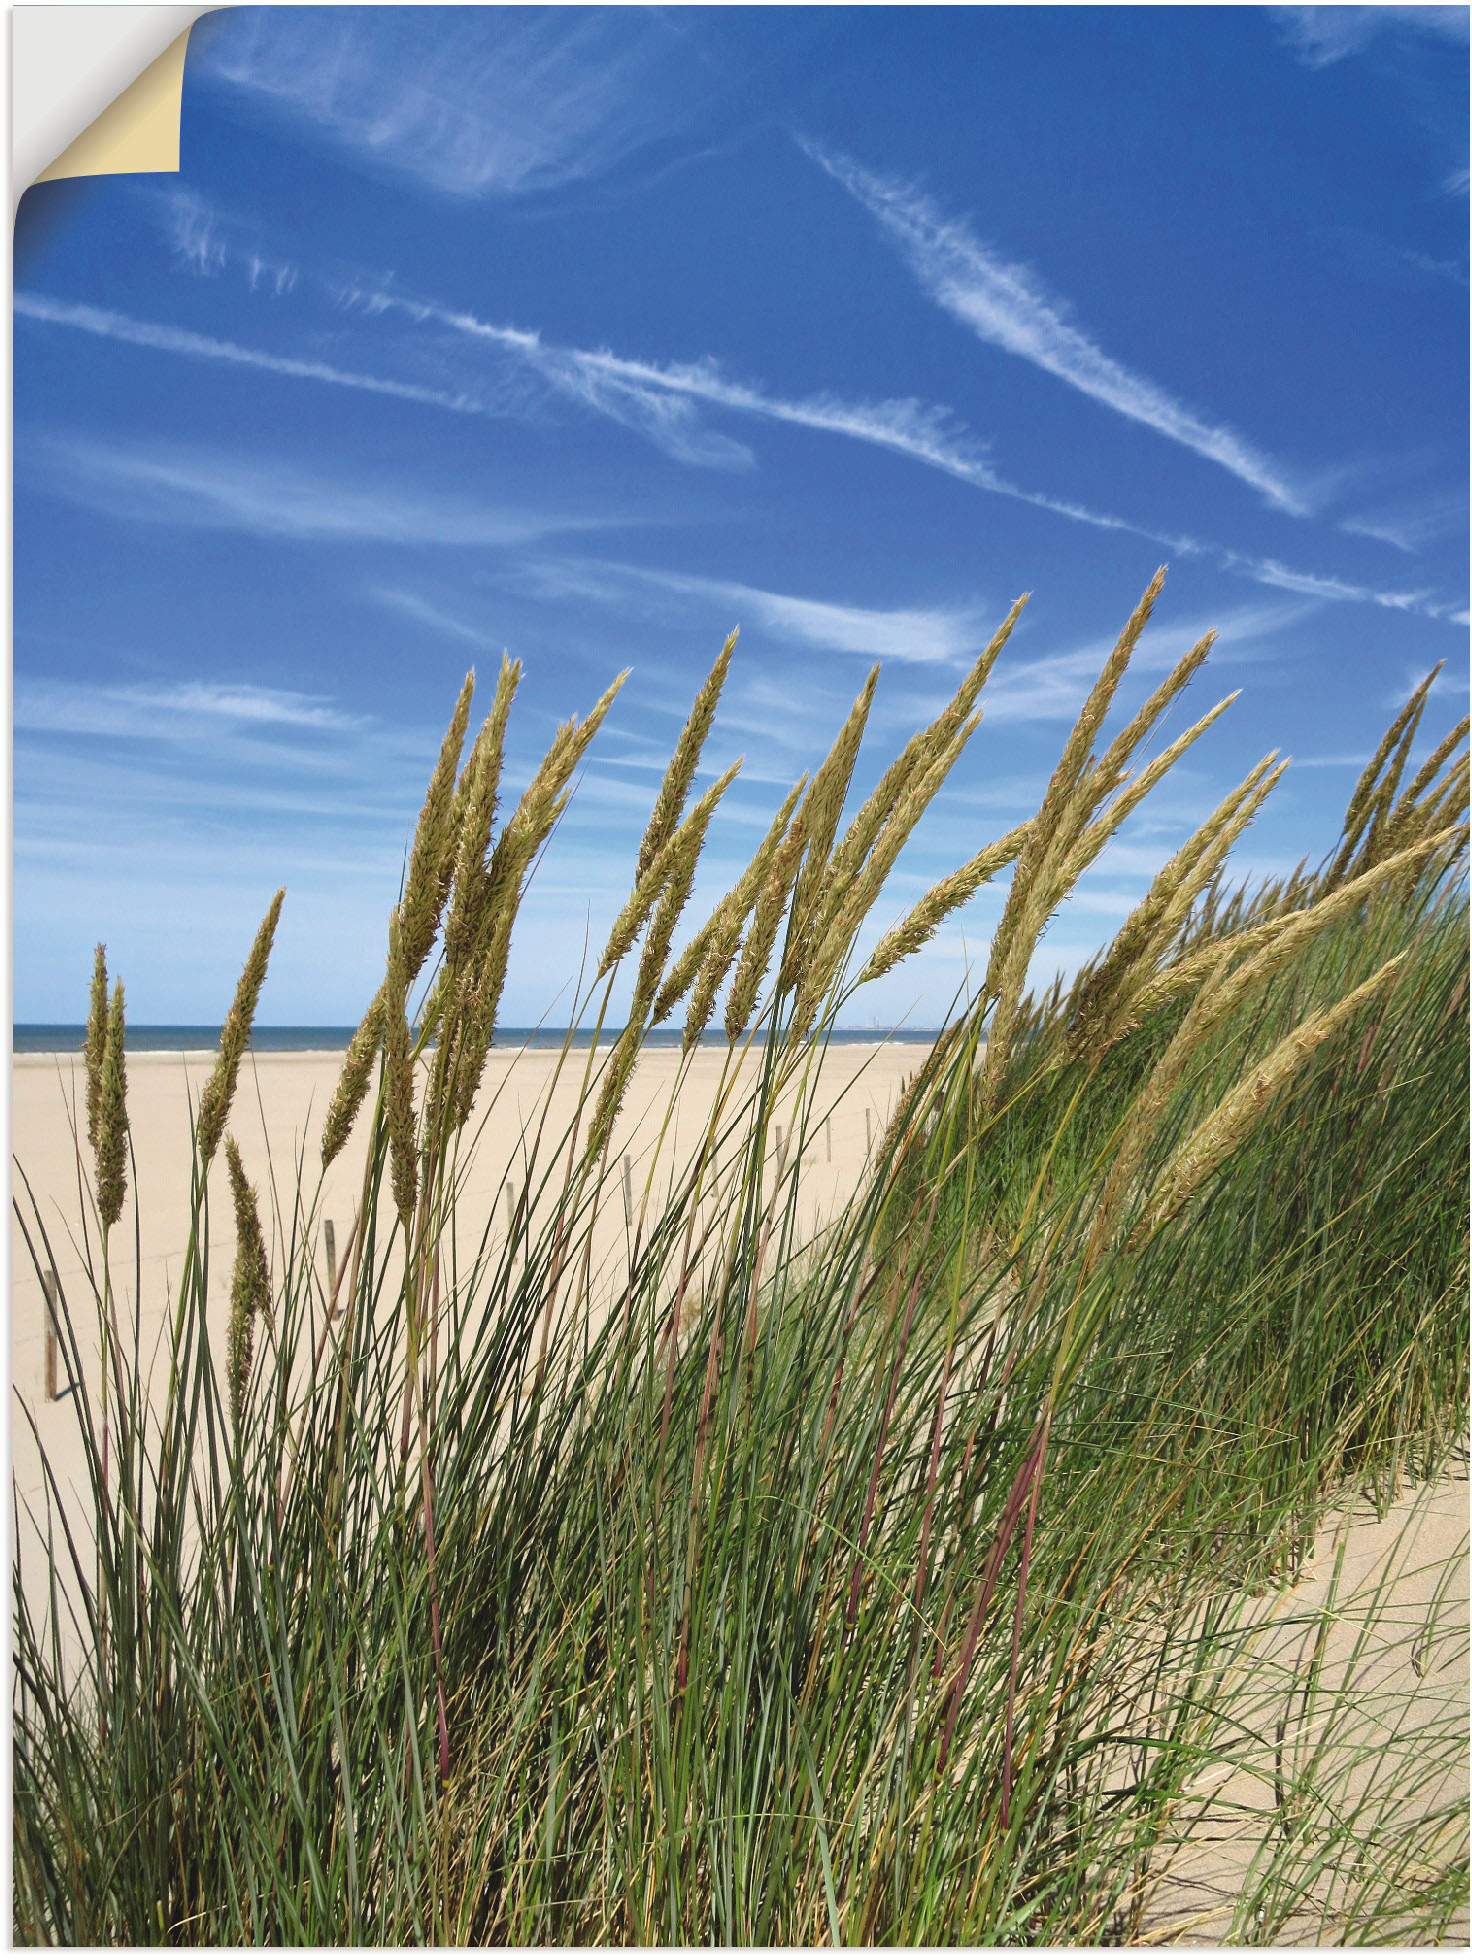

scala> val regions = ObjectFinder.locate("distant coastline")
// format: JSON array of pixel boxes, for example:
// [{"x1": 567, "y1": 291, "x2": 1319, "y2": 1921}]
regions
[{"x1": 13, "y1": 1024, "x2": 943, "y2": 1057}]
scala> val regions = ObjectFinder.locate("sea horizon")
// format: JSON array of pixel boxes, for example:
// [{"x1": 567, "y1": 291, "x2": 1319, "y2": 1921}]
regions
[{"x1": 13, "y1": 1023, "x2": 945, "y2": 1056}]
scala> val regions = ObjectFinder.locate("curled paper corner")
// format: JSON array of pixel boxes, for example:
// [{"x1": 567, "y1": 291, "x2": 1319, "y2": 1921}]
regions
[
  {"x1": 34, "y1": 28, "x2": 192, "y2": 185},
  {"x1": 14, "y1": 6, "x2": 218, "y2": 207}
]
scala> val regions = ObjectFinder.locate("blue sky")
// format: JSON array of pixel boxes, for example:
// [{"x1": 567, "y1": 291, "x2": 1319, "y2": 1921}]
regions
[{"x1": 14, "y1": 3, "x2": 1469, "y2": 1028}]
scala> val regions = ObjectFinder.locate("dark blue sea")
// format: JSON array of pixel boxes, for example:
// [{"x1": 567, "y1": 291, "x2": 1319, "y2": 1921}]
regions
[{"x1": 14, "y1": 1025, "x2": 942, "y2": 1056}]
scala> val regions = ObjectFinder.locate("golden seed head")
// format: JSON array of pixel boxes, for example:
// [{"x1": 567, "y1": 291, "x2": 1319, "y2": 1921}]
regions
[
  {"x1": 806, "y1": 714, "x2": 983, "y2": 998},
  {"x1": 952, "y1": 593, "x2": 1029, "y2": 719},
  {"x1": 517, "y1": 670, "x2": 630, "y2": 846},
  {"x1": 791, "y1": 667, "x2": 879, "y2": 905},
  {"x1": 666, "y1": 774, "x2": 807, "y2": 1039},
  {"x1": 1322, "y1": 669, "x2": 1443, "y2": 891},
  {"x1": 1344, "y1": 666, "x2": 1440, "y2": 838},
  {"x1": 781, "y1": 668, "x2": 880, "y2": 991},
  {"x1": 682, "y1": 907, "x2": 745, "y2": 1048},
  {"x1": 859, "y1": 821, "x2": 1031, "y2": 986},
  {"x1": 730, "y1": 777, "x2": 808, "y2": 918},
  {"x1": 84, "y1": 944, "x2": 108, "y2": 1153},
  {"x1": 453, "y1": 666, "x2": 629, "y2": 986},
  {"x1": 657, "y1": 773, "x2": 805, "y2": 1035},
  {"x1": 1093, "y1": 827, "x2": 1455, "y2": 1247},
  {"x1": 429, "y1": 668, "x2": 628, "y2": 1137},
  {"x1": 585, "y1": 1020, "x2": 643, "y2": 1163},
  {"x1": 629, "y1": 762, "x2": 740, "y2": 1000},
  {"x1": 439, "y1": 908, "x2": 518, "y2": 1137},
  {"x1": 1072, "y1": 693, "x2": 1238, "y2": 882},
  {"x1": 1067, "y1": 755, "x2": 1286, "y2": 1056},
  {"x1": 1400, "y1": 715, "x2": 1469, "y2": 818},
  {"x1": 636, "y1": 631, "x2": 736, "y2": 883},
  {"x1": 320, "y1": 989, "x2": 385, "y2": 1170},
  {"x1": 224, "y1": 1134, "x2": 272, "y2": 1435},
  {"x1": 1036, "y1": 570, "x2": 1166, "y2": 841},
  {"x1": 725, "y1": 823, "x2": 807, "y2": 1040},
  {"x1": 1126, "y1": 917, "x2": 1283, "y2": 1024},
  {"x1": 598, "y1": 757, "x2": 739, "y2": 984},
  {"x1": 978, "y1": 573, "x2": 1196, "y2": 1106},
  {"x1": 443, "y1": 656, "x2": 521, "y2": 976},
  {"x1": 398, "y1": 671, "x2": 476, "y2": 985},
  {"x1": 1087, "y1": 630, "x2": 1216, "y2": 807},
  {"x1": 822, "y1": 597, "x2": 1025, "y2": 904},
  {"x1": 1137, "y1": 954, "x2": 1407, "y2": 1245},
  {"x1": 95, "y1": 979, "x2": 129, "y2": 1231},
  {"x1": 384, "y1": 911, "x2": 418, "y2": 1228},
  {"x1": 197, "y1": 890, "x2": 285, "y2": 1167},
  {"x1": 1187, "y1": 828, "x2": 1454, "y2": 1048},
  {"x1": 1428, "y1": 775, "x2": 1470, "y2": 833},
  {"x1": 652, "y1": 913, "x2": 721, "y2": 1027},
  {"x1": 599, "y1": 828, "x2": 685, "y2": 979}
]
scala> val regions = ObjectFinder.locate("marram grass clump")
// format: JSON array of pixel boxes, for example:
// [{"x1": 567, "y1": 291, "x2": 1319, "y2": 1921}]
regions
[{"x1": 14, "y1": 576, "x2": 1468, "y2": 1947}]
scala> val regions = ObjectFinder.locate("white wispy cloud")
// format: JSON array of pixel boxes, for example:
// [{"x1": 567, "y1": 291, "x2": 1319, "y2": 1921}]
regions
[
  {"x1": 106, "y1": 192, "x2": 1224, "y2": 545},
  {"x1": 382, "y1": 285, "x2": 998, "y2": 481},
  {"x1": 168, "y1": 189, "x2": 299, "y2": 293},
  {"x1": 198, "y1": 7, "x2": 692, "y2": 199},
  {"x1": 21, "y1": 271, "x2": 1010, "y2": 495},
  {"x1": 1272, "y1": 5, "x2": 1469, "y2": 68},
  {"x1": 1228, "y1": 554, "x2": 1453, "y2": 615},
  {"x1": 981, "y1": 600, "x2": 1303, "y2": 726},
  {"x1": 14, "y1": 747, "x2": 410, "y2": 835},
  {"x1": 131, "y1": 682, "x2": 360, "y2": 729},
  {"x1": 1341, "y1": 493, "x2": 1468, "y2": 554},
  {"x1": 400, "y1": 285, "x2": 1203, "y2": 533},
  {"x1": 707, "y1": 670, "x2": 880, "y2": 753},
  {"x1": 15, "y1": 677, "x2": 365, "y2": 742},
  {"x1": 1386, "y1": 662, "x2": 1467, "y2": 707},
  {"x1": 15, "y1": 292, "x2": 492, "y2": 418},
  {"x1": 525, "y1": 558, "x2": 996, "y2": 664},
  {"x1": 1056, "y1": 888, "x2": 1148, "y2": 919},
  {"x1": 804, "y1": 142, "x2": 1311, "y2": 515},
  {"x1": 1323, "y1": 221, "x2": 1469, "y2": 289},
  {"x1": 1391, "y1": 244, "x2": 1467, "y2": 284},
  {"x1": 694, "y1": 579, "x2": 990, "y2": 665},
  {"x1": 31, "y1": 437, "x2": 598, "y2": 547},
  {"x1": 371, "y1": 588, "x2": 504, "y2": 649},
  {"x1": 36, "y1": 207, "x2": 1458, "y2": 623}
]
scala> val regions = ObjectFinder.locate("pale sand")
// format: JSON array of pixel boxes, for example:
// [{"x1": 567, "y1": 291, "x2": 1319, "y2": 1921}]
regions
[
  {"x1": 12, "y1": 1039, "x2": 918, "y2": 1536},
  {"x1": 1138, "y1": 1465, "x2": 1468, "y2": 1945},
  {"x1": 11, "y1": 1043, "x2": 1466, "y2": 1941}
]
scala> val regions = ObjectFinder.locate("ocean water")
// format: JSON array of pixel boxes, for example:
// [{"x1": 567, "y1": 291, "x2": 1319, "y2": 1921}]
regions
[
  {"x1": 14, "y1": 1024, "x2": 941, "y2": 1057},
  {"x1": 15, "y1": 1025, "x2": 360, "y2": 1055}
]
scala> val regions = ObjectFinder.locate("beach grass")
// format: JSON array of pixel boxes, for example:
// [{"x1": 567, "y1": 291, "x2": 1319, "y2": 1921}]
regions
[{"x1": 12, "y1": 579, "x2": 1468, "y2": 1944}]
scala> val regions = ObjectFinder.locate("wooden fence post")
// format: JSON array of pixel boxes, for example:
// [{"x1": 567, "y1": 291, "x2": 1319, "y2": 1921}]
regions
[{"x1": 42, "y1": 1269, "x2": 61, "y2": 1401}]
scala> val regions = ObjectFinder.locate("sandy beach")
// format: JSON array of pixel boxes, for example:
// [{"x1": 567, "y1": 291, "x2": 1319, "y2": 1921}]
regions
[
  {"x1": 12, "y1": 1039, "x2": 1467, "y2": 1941},
  {"x1": 1139, "y1": 1466, "x2": 1468, "y2": 1944},
  {"x1": 12, "y1": 1037, "x2": 918, "y2": 1530}
]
